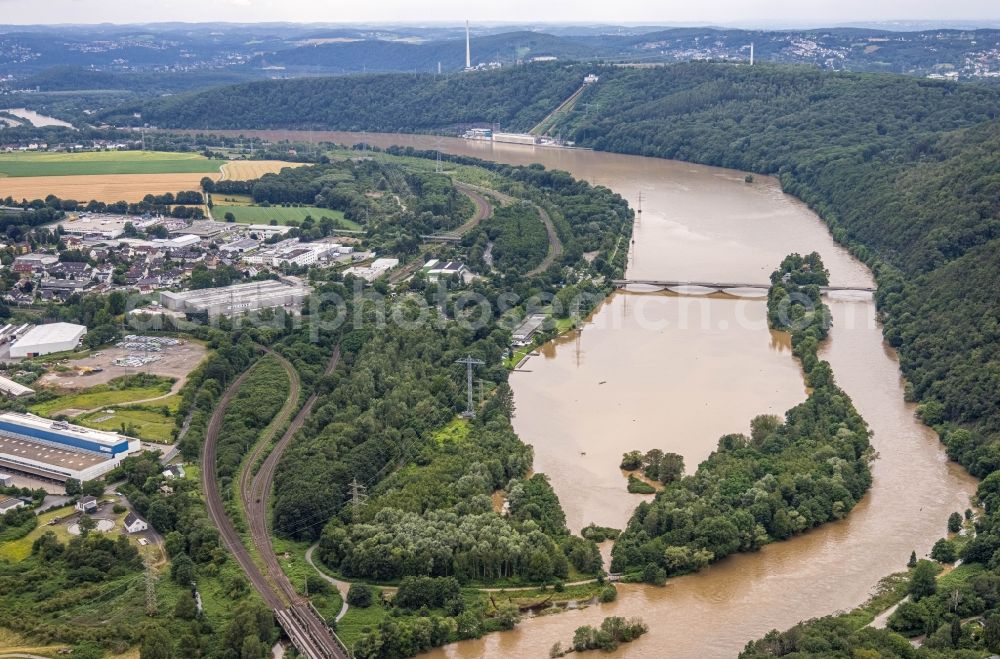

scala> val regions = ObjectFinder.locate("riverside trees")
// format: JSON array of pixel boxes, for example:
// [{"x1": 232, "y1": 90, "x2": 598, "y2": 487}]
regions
[{"x1": 612, "y1": 254, "x2": 871, "y2": 579}]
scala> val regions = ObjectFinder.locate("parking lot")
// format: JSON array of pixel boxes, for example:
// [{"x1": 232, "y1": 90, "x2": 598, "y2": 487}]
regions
[{"x1": 37, "y1": 338, "x2": 206, "y2": 389}]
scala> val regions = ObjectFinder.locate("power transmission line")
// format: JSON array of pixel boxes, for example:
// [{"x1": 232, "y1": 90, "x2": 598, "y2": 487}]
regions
[
  {"x1": 347, "y1": 477, "x2": 367, "y2": 522},
  {"x1": 455, "y1": 355, "x2": 484, "y2": 418}
]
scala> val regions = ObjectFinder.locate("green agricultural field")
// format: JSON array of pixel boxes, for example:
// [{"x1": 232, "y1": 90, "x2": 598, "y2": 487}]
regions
[
  {"x1": 214, "y1": 204, "x2": 359, "y2": 228},
  {"x1": 75, "y1": 397, "x2": 180, "y2": 443},
  {"x1": 29, "y1": 375, "x2": 175, "y2": 417},
  {"x1": 212, "y1": 193, "x2": 254, "y2": 206},
  {"x1": 0, "y1": 505, "x2": 75, "y2": 563},
  {"x1": 0, "y1": 150, "x2": 222, "y2": 177}
]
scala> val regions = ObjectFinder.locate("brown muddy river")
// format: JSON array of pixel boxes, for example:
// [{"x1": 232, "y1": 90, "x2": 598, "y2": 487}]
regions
[{"x1": 201, "y1": 130, "x2": 978, "y2": 657}]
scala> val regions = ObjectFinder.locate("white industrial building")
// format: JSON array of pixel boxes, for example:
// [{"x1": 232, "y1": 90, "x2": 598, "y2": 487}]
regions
[
  {"x1": 423, "y1": 259, "x2": 469, "y2": 282},
  {"x1": 153, "y1": 234, "x2": 201, "y2": 250},
  {"x1": 243, "y1": 240, "x2": 351, "y2": 267},
  {"x1": 9, "y1": 323, "x2": 87, "y2": 358},
  {"x1": 0, "y1": 374, "x2": 34, "y2": 398},
  {"x1": 219, "y1": 238, "x2": 260, "y2": 256},
  {"x1": 344, "y1": 257, "x2": 399, "y2": 282},
  {"x1": 512, "y1": 314, "x2": 547, "y2": 346},
  {"x1": 160, "y1": 276, "x2": 311, "y2": 317},
  {"x1": 0, "y1": 411, "x2": 140, "y2": 482},
  {"x1": 242, "y1": 224, "x2": 294, "y2": 239}
]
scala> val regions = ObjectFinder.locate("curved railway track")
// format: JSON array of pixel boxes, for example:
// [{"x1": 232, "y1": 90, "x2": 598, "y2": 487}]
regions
[
  {"x1": 202, "y1": 347, "x2": 348, "y2": 659},
  {"x1": 243, "y1": 347, "x2": 341, "y2": 605}
]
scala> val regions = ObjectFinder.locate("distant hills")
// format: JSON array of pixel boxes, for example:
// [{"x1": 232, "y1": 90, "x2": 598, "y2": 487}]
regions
[
  {"x1": 104, "y1": 62, "x2": 587, "y2": 133},
  {"x1": 254, "y1": 31, "x2": 612, "y2": 73},
  {"x1": 2, "y1": 23, "x2": 999, "y2": 95}
]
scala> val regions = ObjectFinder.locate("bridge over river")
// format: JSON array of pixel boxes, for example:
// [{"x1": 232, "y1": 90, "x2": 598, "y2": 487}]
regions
[{"x1": 612, "y1": 279, "x2": 876, "y2": 294}]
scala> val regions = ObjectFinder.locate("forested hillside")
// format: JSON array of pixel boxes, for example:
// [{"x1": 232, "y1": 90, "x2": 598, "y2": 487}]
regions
[
  {"x1": 110, "y1": 62, "x2": 586, "y2": 133},
  {"x1": 208, "y1": 157, "x2": 474, "y2": 249}
]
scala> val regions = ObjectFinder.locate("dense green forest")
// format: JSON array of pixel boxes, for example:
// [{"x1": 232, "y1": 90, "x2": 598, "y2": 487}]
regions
[
  {"x1": 382, "y1": 148, "x2": 633, "y2": 279},
  {"x1": 105, "y1": 62, "x2": 587, "y2": 133},
  {"x1": 208, "y1": 158, "x2": 474, "y2": 241},
  {"x1": 211, "y1": 355, "x2": 290, "y2": 483},
  {"x1": 478, "y1": 202, "x2": 548, "y2": 273},
  {"x1": 611, "y1": 253, "x2": 871, "y2": 579}
]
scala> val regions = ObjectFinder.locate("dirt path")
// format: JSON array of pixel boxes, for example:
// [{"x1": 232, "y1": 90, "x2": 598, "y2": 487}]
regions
[
  {"x1": 527, "y1": 203, "x2": 563, "y2": 276},
  {"x1": 303, "y1": 541, "x2": 602, "y2": 617},
  {"x1": 51, "y1": 377, "x2": 187, "y2": 419},
  {"x1": 305, "y1": 544, "x2": 353, "y2": 622}
]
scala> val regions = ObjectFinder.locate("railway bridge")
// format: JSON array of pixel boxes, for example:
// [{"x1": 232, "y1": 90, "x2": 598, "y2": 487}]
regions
[{"x1": 612, "y1": 279, "x2": 876, "y2": 294}]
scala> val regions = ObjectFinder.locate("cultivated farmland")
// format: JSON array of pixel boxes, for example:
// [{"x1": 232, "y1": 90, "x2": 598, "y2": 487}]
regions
[
  {"x1": 0, "y1": 150, "x2": 222, "y2": 177},
  {"x1": 220, "y1": 159, "x2": 302, "y2": 180},
  {"x1": 1, "y1": 172, "x2": 218, "y2": 202},
  {"x1": 0, "y1": 150, "x2": 225, "y2": 202},
  {"x1": 214, "y1": 203, "x2": 354, "y2": 226}
]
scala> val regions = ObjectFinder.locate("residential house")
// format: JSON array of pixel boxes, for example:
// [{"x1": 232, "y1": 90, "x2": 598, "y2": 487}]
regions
[
  {"x1": 0, "y1": 497, "x2": 25, "y2": 514},
  {"x1": 123, "y1": 512, "x2": 148, "y2": 534},
  {"x1": 162, "y1": 464, "x2": 186, "y2": 480},
  {"x1": 75, "y1": 496, "x2": 98, "y2": 513}
]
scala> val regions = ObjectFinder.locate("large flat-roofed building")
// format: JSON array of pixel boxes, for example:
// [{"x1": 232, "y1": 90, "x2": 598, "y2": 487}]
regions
[
  {"x1": 171, "y1": 221, "x2": 228, "y2": 239},
  {"x1": 9, "y1": 323, "x2": 87, "y2": 358},
  {"x1": 0, "y1": 412, "x2": 140, "y2": 482},
  {"x1": 511, "y1": 314, "x2": 547, "y2": 346},
  {"x1": 492, "y1": 132, "x2": 540, "y2": 146},
  {"x1": 159, "y1": 276, "x2": 311, "y2": 317},
  {"x1": 344, "y1": 257, "x2": 399, "y2": 282}
]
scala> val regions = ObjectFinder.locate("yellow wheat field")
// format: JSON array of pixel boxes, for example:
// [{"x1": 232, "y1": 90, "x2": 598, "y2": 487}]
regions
[
  {"x1": 0, "y1": 160, "x2": 303, "y2": 203},
  {"x1": 219, "y1": 160, "x2": 303, "y2": 181},
  {"x1": 0, "y1": 172, "x2": 223, "y2": 203}
]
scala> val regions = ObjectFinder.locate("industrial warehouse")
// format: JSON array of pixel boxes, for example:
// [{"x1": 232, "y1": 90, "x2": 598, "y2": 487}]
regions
[
  {"x1": 8, "y1": 322, "x2": 87, "y2": 358},
  {"x1": 159, "y1": 276, "x2": 311, "y2": 317},
  {"x1": 0, "y1": 411, "x2": 140, "y2": 482}
]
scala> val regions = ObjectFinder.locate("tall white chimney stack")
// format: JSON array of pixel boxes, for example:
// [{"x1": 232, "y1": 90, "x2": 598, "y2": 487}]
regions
[
  {"x1": 750, "y1": 42, "x2": 755, "y2": 66},
  {"x1": 466, "y1": 21, "x2": 471, "y2": 69}
]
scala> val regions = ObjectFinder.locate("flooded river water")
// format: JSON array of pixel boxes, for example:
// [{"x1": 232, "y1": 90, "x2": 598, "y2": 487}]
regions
[{"x1": 201, "y1": 130, "x2": 978, "y2": 657}]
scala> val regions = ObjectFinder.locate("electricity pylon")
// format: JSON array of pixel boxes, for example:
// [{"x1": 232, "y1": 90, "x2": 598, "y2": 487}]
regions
[{"x1": 455, "y1": 355, "x2": 485, "y2": 418}]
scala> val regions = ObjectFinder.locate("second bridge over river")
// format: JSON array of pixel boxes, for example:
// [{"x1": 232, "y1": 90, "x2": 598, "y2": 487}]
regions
[{"x1": 612, "y1": 279, "x2": 876, "y2": 294}]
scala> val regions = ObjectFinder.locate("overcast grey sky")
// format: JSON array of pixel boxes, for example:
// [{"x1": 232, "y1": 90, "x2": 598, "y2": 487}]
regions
[{"x1": 0, "y1": 0, "x2": 996, "y2": 26}]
